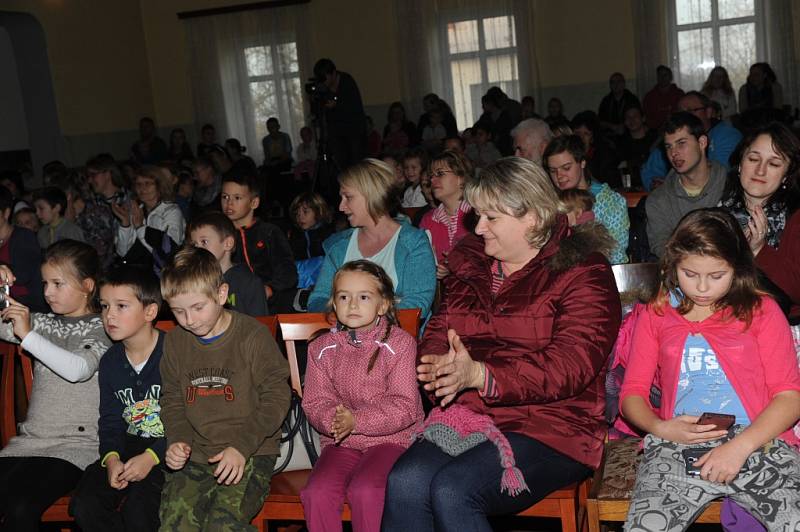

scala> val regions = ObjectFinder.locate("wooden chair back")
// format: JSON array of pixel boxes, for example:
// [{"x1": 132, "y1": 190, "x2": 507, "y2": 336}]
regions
[
  {"x1": 276, "y1": 308, "x2": 421, "y2": 397},
  {"x1": 155, "y1": 315, "x2": 278, "y2": 337},
  {"x1": 611, "y1": 262, "x2": 659, "y2": 303}
]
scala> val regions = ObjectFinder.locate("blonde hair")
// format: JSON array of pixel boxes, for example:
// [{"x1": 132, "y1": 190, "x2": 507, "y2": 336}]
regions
[
  {"x1": 559, "y1": 188, "x2": 594, "y2": 213},
  {"x1": 136, "y1": 165, "x2": 175, "y2": 202},
  {"x1": 338, "y1": 159, "x2": 399, "y2": 223},
  {"x1": 465, "y1": 157, "x2": 560, "y2": 248},
  {"x1": 161, "y1": 246, "x2": 224, "y2": 301}
]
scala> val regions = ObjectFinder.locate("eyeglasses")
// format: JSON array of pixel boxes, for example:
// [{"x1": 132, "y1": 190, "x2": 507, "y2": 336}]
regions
[
  {"x1": 430, "y1": 170, "x2": 453, "y2": 179},
  {"x1": 683, "y1": 106, "x2": 707, "y2": 114}
]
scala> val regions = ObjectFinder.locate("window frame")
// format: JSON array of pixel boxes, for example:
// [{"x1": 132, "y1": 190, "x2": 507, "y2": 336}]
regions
[
  {"x1": 439, "y1": 9, "x2": 521, "y2": 128},
  {"x1": 237, "y1": 36, "x2": 305, "y2": 150},
  {"x1": 666, "y1": 0, "x2": 766, "y2": 90}
]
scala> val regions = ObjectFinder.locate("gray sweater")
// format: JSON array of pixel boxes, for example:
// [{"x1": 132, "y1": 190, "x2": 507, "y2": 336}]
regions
[
  {"x1": 646, "y1": 160, "x2": 728, "y2": 257},
  {"x1": 0, "y1": 313, "x2": 110, "y2": 469},
  {"x1": 37, "y1": 218, "x2": 86, "y2": 249}
]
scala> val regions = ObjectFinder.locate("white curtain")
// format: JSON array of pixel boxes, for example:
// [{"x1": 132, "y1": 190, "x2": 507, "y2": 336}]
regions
[
  {"x1": 393, "y1": 0, "x2": 535, "y2": 131},
  {"x1": 183, "y1": 4, "x2": 312, "y2": 162},
  {"x1": 764, "y1": 0, "x2": 797, "y2": 109},
  {"x1": 631, "y1": 0, "x2": 669, "y2": 99}
]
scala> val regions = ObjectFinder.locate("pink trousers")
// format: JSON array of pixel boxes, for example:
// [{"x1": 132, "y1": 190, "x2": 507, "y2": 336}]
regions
[{"x1": 300, "y1": 443, "x2": 405, "y2": 532}]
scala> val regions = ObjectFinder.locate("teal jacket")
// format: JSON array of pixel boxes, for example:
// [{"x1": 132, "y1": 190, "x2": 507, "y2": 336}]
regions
[{"x1": 307, "y1": 224, "x2": 437, "y2": 321}]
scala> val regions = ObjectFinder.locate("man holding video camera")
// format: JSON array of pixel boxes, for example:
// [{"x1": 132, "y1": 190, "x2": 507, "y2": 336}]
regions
[{"x1": 312, "y1": 58, "x2": 366, "y2": 172}]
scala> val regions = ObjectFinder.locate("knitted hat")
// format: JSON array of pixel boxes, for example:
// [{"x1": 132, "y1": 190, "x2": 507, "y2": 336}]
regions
[{"x1": 412, "y1": 404, "x2": 529, "y2": 496}]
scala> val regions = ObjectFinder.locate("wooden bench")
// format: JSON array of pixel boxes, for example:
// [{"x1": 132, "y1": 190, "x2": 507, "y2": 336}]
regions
[
  {"x1": 0, "y1": 316, "x2": 278, "y2": 531},
  {"x1": 253, "y1": 309, "x2": 589, "y2": 532},
  {"x1": 584, "y1": 438, "x2": 721, "y2": 531}
]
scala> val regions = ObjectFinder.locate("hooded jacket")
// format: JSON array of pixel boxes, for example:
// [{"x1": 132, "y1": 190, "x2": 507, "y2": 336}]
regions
[{"x1": 420, "y1": 216, "x2": 621, "y2": 469}]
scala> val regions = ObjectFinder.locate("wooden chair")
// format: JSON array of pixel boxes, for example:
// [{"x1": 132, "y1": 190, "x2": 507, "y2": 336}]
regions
[
  {"x1": 611, "y1": 262, "x2": 659, "y2": 302},
  {"x1": 252, "y1": 308, "x2": 421, "y2": 531}
]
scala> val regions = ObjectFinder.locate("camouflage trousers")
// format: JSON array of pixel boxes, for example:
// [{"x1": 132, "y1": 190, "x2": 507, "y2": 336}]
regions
[
  {"x1": 625, "y1": 433, "x2": 800, "y2": 532},
  {"x1": 159, "y1": 454, "x2": 277, "y2": 532}
]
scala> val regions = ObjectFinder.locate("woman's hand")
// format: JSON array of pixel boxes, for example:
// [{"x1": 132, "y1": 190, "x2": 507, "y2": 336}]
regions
[
  {"x1": 694, "y1": 439, "x2": 751, "y2": 484},
  {"x1": 1, "y1": 295, "x2": 31, "y2": 340},
  {"x1": 418, "y1": 329, "x2": 483, "y2": 407},
  {"x1": 0, "y1": 265, "x2": 16, "y2": 286},
  {"x1": 745, "y1": 204, "x2": 768, "y2": 255},
  {"x1": 652, "y1": 415, "x2": 729, "y2": 445},
  {"x1": 111, "y1": 201, "x2": 131, "y2": 226},
  {"x1": 129, "y1": 201, "x2": 145, "y2": 229}
]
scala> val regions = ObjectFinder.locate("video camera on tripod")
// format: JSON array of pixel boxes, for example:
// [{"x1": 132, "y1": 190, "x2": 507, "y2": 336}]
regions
[{"x1": 304, "y1": 78, "x2": 337, "y2": 106}]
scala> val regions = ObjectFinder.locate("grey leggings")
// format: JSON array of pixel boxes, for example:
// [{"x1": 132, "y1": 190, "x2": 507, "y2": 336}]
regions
[{"x1": 624, "y1": 432, "x2": 800, "y2": 532}]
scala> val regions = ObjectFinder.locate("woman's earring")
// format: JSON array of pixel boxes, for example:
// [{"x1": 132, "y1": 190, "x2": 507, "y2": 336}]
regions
[{"x1": 781, "y1": 180, "x2": 788, "y2": 190}]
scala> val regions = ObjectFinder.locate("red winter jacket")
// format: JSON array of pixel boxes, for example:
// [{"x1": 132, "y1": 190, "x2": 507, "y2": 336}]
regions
[{"x1": 419, "y1": 218, "x2": 621, "y2": 469}]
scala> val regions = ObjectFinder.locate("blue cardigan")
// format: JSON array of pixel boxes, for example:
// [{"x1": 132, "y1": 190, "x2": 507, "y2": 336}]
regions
[{"x1": 307, "y1": 224, "x2": 437, "y2": 321}]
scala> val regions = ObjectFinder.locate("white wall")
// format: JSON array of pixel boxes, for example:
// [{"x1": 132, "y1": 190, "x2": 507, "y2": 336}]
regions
[{"x1": 0, "y1": 26, "x2": 29, "y2": 151}]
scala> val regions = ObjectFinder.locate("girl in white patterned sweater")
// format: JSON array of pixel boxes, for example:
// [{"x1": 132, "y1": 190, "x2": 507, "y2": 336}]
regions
[
  {"x1": 301, "y1": 260, "x2": 423, "y2": 532},
  {"x1": 0, "y1": 240, "x2": 110, "y2": 532}
]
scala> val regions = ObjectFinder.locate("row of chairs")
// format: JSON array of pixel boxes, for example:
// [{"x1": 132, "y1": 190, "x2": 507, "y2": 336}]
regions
[{"x1": 0, "y1": 309, "x2": 585, "y2": 531}]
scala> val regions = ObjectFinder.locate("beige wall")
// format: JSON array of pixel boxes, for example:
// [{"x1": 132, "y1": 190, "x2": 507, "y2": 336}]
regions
[
  {"x1": 534, "y1": 0, "x2": 636, "y2": 87},
  {"x1": 5, "y1": 0, "x2": 643, "y2": 156},
  {"x1": 3, "y1": 0, "x2": 154, "y2": 137}
]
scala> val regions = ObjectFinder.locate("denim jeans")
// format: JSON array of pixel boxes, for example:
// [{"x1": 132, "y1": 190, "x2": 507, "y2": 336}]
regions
[{"x1": 382, "y1": 432, "x2": 590, "y2": 532}]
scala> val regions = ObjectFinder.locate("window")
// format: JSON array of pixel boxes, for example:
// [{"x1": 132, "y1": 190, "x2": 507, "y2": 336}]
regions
[
  {"x1": 242, "y1": 42, "x2": 305, "y2": 146},
  {"x1": 443, "y1": 14, "x2": 520, "y2": 129},
  {"x1": 669, "y1": 0, "x2": 763, "y2": 92}
]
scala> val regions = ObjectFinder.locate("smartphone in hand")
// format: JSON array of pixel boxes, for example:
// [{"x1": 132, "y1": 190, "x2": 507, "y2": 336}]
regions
[{"x1": 697, "y1": 412, "x2": 735, "y2": 430}]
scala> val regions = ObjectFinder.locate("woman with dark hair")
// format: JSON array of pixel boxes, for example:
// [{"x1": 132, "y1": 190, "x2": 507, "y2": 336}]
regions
[
  {"x1": 571, "y1": 110, "x2": 622, "y2": 188},
  {"x1": 544, "y1": 135, "x2": 630, "y2": 264},
  {"x1": 224, "y1": 138, "x2": 258, "y2": 178},
  {"x1": 168, "y1": 128, "x2": 194, "y2": 162},
  {"x1": 383, "y1": 157, "x2": 620, "y2": 530},
  {"x1": 382, "y1": 102, "x2": 418, "y2": 154},
  {"x1": 701, "y1": 66, "x2": 737, "y2": 121},
  {"x1": 739, "y1": 62, "x2": 783, "y2": 114},
  {"x1": 417, "y1": 93, "x2": 458, "y2": 139},
  {"x1": 720, "y1": 122, "x2": 800, "y2": 318}
]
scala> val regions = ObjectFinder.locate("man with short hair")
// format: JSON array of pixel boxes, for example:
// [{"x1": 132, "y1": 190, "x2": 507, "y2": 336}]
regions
[
  {"x1": 645, "y1": 112, "x2": 727, "y2": 257},
  {"x1": 598, "y1": 72, "x2": 641, "y2": 136},
  {"x1": 510, "y1": 118, "x2": 553, "y2": 165},
  {"x1": 642, "y1": 65, "x2": 685, "y2": 131},
  {"x1": 641, "y1": 91, "x2": 742, "y2": 190}
]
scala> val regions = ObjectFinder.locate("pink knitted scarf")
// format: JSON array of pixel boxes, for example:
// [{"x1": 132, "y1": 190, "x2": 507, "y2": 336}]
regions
[{"x1": 413, "y1": 404, "x2": 529, "y2": 496}]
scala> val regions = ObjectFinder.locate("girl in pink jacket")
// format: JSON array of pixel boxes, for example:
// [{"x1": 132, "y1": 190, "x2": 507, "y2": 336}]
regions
[
  {"x1": 301, "y1": 260, "x2": 423, "y2": 532},
  {"x1": 621, "y1": 208, "x2": 800, "y2": 532}
]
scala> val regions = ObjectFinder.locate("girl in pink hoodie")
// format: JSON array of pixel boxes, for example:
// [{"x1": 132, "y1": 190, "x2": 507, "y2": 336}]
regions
[
  {"x1": 301, "y1": 260, "x2": 423, "y2": 532},
  {"x1": 621, "y1": 209, "x2": 800, "y2": 532}
]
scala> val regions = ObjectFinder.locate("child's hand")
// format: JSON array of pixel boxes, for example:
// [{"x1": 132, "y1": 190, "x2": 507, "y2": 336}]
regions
[
  {"x1": 694, "y1": 439, "x2": 751, "y2": 484},
  {"x1": 165, "y1": 442, "x2": 191, "y2": 470},
  {"x1": 106, "y1": 455, "x2": 128, "y2": 490},
  {"x1": 1, "y1": 295, "x2": 31, "y2": 339},
  {"x1": 331, "y1": 404, "x2": 355, "y2": 443},
  {"x1": 436, "y1": 263, "x2": 450, "y2": 280},
  {"x1": 653, "y1": 415, "x2": 729, "y2": 445},
  {"x1": 208, "y1": 446, "x2": 246, "y2": 485},
  {"x1": 119, "y1": 451, "x2": 157, "y2": 483}
]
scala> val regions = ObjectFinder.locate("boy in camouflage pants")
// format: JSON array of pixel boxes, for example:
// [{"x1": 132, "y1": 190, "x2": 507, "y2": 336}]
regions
[{"x1": 158, "y1": 247, "x2": 290, "y2": 531}]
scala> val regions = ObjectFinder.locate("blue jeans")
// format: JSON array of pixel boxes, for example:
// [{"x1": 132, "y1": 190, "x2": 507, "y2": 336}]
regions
[{"x1": 382, "y1": 432, "x2": 590, "y2": 532}]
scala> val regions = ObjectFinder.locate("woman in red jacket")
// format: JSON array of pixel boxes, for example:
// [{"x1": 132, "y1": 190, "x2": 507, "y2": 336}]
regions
[
  {"x1": 719, "y1": 122, "x2": 800, "y2": 319},
  {"x1": 382, "y1": 157, "x2": 621, "y2": 531}
]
